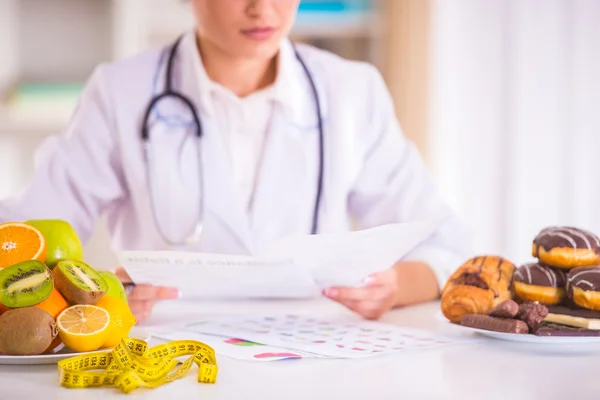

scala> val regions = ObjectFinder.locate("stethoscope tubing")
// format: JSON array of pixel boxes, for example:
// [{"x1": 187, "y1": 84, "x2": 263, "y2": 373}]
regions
[{"x1": 141, "y1": 34, "x2": 323, "y2": 245}]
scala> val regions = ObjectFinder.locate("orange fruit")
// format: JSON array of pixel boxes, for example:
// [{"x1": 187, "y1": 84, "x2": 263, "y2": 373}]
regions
[
  {"x1": 36, "y1": 288, "x2": 69, "y2": 353},
  {"x1": 0, "y1": 222, "x2": 47, "y2": 268},
  {"x1": 35, "y1": 288, "x2": 68, "y2": 318}
]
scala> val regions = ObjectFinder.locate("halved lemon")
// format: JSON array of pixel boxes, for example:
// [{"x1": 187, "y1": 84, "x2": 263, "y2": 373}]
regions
[{"x1": 57, "y1": 305, "x2": 110, "y2": 352}]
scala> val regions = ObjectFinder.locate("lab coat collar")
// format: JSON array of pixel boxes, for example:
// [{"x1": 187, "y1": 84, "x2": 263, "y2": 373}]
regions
[
  {"x1": 182, "y1": 30, "x2": 302, "y2": 120},
  {"x1": 272, "y1": 39, "x2": 304, "y2": 120}
]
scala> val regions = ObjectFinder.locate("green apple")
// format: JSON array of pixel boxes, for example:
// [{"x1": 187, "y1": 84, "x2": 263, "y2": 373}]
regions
[
  {"x1": 99, "y1": 270, "x2": 128, "y2": 302},
  {"x1": 24, "y1": 219, "x2": 84, "y2": 269}
]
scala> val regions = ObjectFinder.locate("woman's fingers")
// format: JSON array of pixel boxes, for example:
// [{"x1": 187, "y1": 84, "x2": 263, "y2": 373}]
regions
[
  {"x1": 129, "y1": 284, "x2": 180, "y2": 301},
  {"x1": 323, "y1": 268, "x2": 400, "y2": 320},
  {"x1": 114, "y1": 267, "x2": 133, "y2": 283},
  {"x1": 129, "y1": 300, "x2": 156, "y2": 323},
  {"x1": 113, "y1": 267, "x2": 180, "y2": 323},
  {"x1": 323, "y1": 286, "x2": 388, "y2": 302}
]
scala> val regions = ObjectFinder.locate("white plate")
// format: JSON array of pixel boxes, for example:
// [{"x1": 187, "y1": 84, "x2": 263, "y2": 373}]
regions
[
  {"x1": 452, "y1": 323, "x2": 600, "y2": 344},
  {"x1": 0, "y1": 327, "x2": 151, "y2": 365}
]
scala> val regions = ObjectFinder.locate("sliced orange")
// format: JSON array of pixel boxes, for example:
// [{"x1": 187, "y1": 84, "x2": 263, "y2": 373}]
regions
[
  {"x1": 57, "y1": 305, "x2": 110, "y2": 352},
  {"x1": 35, "y1": 288, "x2": 69, "y2": 319},
  {"x1": 0, "y1": 222, "x2": 47, "y2": 268}
]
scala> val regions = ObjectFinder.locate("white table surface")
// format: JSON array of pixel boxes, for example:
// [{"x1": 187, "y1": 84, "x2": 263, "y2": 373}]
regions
[{"x1": 1, "y1": 298, "x2": 599, "y2": 400}]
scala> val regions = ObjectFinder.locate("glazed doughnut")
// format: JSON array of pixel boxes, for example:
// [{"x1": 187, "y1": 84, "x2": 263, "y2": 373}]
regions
[
  {"x1": 513, "y1": 263, "x2": 567, "y2": 305},
  {"x1": 567, "y1": 266, "x2": 600, "y2": 311},
  {"x1": 532, "y1": 226, "x2": 600, "y2": 269}
]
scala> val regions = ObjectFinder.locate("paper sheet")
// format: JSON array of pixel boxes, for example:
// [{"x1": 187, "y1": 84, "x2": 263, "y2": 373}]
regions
[
  {"x1": 151, "y1": 329, "x2": 327, "y2": 362},
  {"x1": 116, "y1": 252, "x2": 319, "y2": 299},
  {"x1": 263, "y1": 221, "x2": 439, "y2": 287},
  {"x1": 117, "y1": 221, "x2": 438, "y2": 299},
  {"x1": 175, "y1": 314, "x2": 476, "y2": 359}
]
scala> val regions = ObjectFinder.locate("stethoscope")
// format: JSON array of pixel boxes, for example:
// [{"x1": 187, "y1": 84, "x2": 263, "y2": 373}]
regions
[{"x1": 141, "y1": 35, "x2": 324, "y2": 246}]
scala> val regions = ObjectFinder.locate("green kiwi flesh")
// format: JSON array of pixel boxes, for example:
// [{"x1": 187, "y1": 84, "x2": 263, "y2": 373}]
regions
[
  {"x1": 0, "y1": 307, "x2": 58, "y2": 355},
  {"x1": 0, "y1": 260, "x2": 53, "y2": 308},
  {"x1": 53, "y1": 260, "x2": 107, "y2": 305}
]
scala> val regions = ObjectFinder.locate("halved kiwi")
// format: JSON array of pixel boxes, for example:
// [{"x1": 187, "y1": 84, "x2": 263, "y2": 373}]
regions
[
  {"x1": 0, "y1": 260, "x2": 53, "y2": 308},
  {"x1": 53, "y1": 260, "x2": 107, "y2": 305}
]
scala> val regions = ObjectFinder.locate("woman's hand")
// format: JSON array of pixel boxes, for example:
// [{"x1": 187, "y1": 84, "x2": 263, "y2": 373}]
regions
[
  {"x1": 323, "y1": 261, "x2": 440, "y2": 320},
  {"x1": 115, "y1": 268, "x2": 180, "y2": 324},
  {"x1": 323, "y1": 268, "x2": 400, "y2": 320}
]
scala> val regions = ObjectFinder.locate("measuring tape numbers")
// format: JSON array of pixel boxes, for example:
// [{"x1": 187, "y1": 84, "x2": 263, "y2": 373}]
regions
[{"x1": 58, "y1": 338, "x2": 218, "y2": 393}]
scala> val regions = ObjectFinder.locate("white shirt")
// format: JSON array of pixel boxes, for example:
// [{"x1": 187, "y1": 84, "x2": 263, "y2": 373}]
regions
[
  {"x1": 0, "y1": 32, "x2": 472, "y2": 290},
  {"x1": 190, "y1": 48, "x2": 286, "y2": 216}
]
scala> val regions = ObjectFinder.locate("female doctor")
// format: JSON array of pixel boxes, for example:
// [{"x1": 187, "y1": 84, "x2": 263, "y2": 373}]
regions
[{"x1": 0, "y1": 0, "x2": 470, "y2": 323}]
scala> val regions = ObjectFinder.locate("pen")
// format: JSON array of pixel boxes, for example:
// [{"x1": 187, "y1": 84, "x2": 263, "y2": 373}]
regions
[{"x1": 123, "y1": 282, "x2": 136, "y2": 297}]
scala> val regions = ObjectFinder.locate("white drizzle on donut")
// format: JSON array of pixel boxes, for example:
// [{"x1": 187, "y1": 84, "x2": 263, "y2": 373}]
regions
[
  {"x1": 539, "y1": 228, "x2": 577, "y2": 248},
  {"x1": 577, "y1": 280, "x2": 596, "y2": 290},
  {"x1": 579, "y1": 228, "x2": 600, "y2": 247},
  {"x1": 562, "y1": 227, "x2": 593, "y2": 248},
  {"x1": 537, "y1": 227, "x2": 600, "y2": 250},
  {"x1": 516, "y1": 263, "x2": 564, "y2": 287},
  {"x1": 568, "y1": 268, "x2": 600, "y2": 291},
  {"x1": 533, "y1": 264, "x2": 555, "y2": 287},
  {"x1": 515, "y1": 269, "x2": 524, "y2": 280}
]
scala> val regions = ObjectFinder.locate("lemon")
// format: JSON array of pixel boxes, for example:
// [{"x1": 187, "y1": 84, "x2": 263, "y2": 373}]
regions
[
  {"x1": 95, "y1": 295, "x2": 136, "y2": 348},
  {"x1": 57, "y1": 305, "x2": 110, "y2": 352}
]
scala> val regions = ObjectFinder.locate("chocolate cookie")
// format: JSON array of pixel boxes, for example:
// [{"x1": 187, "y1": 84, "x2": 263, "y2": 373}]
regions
[
  {"x1": 534, "y1": 322, "x2": 600, "y2": 337},
  {"x1": 547, "y1": 305, "x2": 600, "y2": 319},
  {"x1": 533, "y1": 226, "x2": 600, "y2": 269},
  {"x1": 460, "y1": 314, "x2": 529, "y2": 334},
  {"x1": 567, "y1": 266, "x2": 600, "y2": 311},
  {"x1": 513, "y1": 263, "x2": 567, "y2": 305},
  {"x1": 516, "y1": 302, "x2": 549, "y2": 331},
  {"x1": 489, "y1": 300, "x2": 519, "y2": 318}
]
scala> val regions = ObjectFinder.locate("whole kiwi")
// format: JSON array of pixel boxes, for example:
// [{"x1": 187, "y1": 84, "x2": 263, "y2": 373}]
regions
[{"x1": 0, "y1": 307, "x2": 58, "y2": 355}]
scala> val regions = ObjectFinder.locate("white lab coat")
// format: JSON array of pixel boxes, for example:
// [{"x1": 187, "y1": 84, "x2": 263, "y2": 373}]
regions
[{"x1": 0, "y1": 31, "x2": 472, "y2": 288}]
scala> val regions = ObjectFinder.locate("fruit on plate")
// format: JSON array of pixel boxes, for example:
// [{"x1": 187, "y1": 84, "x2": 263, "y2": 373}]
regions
[
  {"x1": 24, "y1": 219, "x2": 84, "y2": 269},
  {"x1": 95, "y1": 295, "x2": 136, "y2": 348},
  {"x1": 0, "y1": 222, "x2": 47, "y2": 268},
  {"x1": 99, "y1": 270, "x2": 128, "y2": 302},
  {"x1": 34, "y1": 288, "x2": 70, "y2": 353},
  {"x1": 43, "y1": 336, "x2": 64, "y2": 354},
  {"x1": 34, "y1": 288, "x2": 69, "y2": 318},
  {"x1": 53, "y1": 260, "x2": 108, "y2": 305},
  {"x1": 57, "y1": 304, "x2": 110, "y2": 352},
  {"x1": 0, "y1": 260, "x2": 53, "y2": 308},
  {"x1": 0, "y1": 307, "x2": 58, "y2": 355}
]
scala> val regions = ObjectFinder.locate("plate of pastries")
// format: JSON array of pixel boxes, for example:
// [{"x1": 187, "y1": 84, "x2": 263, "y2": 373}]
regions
[{"x1": 441, "y1": 226, "x2": 600, "y2": 343}]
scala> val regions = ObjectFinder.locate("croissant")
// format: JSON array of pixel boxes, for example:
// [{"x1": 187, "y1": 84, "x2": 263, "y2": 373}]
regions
[{"x1": 441, "y1": 256, "x2": 516, "y2": 323}]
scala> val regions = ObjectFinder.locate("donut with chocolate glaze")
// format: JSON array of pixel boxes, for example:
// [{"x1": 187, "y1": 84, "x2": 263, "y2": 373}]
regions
[
  {"x1": 532, "y1": 226, "x2": 600, "y2": 269},
  {"x1": 513, "y1": 262, "x2": 567, "y2": 305},
  {"x1": 567, "y1": 266, "x2": 600, "y2": 311}
]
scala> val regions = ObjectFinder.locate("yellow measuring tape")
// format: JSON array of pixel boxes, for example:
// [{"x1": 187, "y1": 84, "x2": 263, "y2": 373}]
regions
[{"x1": 57, "y1": 338, "x2": 218, "y2": 393}]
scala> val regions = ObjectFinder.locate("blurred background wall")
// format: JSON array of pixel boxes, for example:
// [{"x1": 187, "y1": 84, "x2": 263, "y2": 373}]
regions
[{"x1": 0, "y1": 0, "x2": 599, "y2": 269}]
